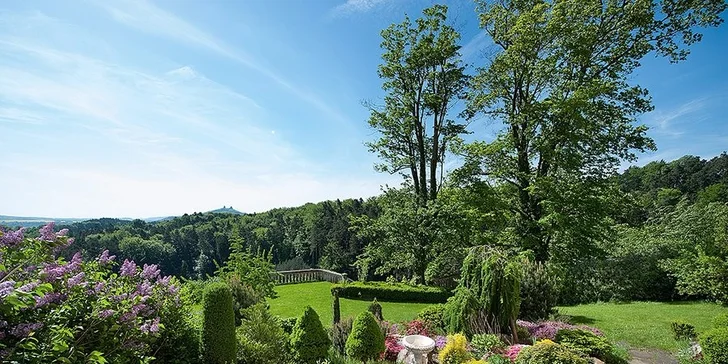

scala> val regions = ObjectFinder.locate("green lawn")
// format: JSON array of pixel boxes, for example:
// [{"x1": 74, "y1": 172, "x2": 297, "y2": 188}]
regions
[
  {"x1": 268, "y1": 281, "x2": 431, "y2": 325},
  {"x1": 559, "y1": 301, "x2": 728, "y2": 352}
]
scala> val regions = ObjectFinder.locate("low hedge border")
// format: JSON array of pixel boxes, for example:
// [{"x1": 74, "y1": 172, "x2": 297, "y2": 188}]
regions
[{"x1": 331, "y1": 282, "x2": 450, "y2": 303}]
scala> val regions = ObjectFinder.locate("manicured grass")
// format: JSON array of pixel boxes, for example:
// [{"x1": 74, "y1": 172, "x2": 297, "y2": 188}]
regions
[
  {"x1": 559, "y1": 301, "x2": 728, "y2": 352},
  {"x1": 268, "y1": 281, "x2": 431, "y2": 325}
]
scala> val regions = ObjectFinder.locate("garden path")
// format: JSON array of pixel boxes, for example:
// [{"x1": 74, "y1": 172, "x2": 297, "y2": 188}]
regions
[{"x1": 628, "y1": 349, "x2": 678, "y2": 364}]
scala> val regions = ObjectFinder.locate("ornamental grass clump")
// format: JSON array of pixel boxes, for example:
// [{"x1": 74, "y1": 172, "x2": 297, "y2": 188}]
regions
[
  {"x1": 201, "y1": 281, "x2": 237, "y2": 364},
  {"x1": 291, "y1": 306, "x2": 330, "y2": 363},
  {"x1": 345, "y1": 311, "x2": 385, "y2": 363}
]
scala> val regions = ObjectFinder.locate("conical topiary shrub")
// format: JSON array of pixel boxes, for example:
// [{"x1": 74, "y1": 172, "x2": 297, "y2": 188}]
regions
[
  {"x1": 290, "y1": 306, "x2": 331, "y2": 363},
  {"x1": 201, "y1": 282, "x2": 237, "y2": 364},
  {"x1": 345, "y1": 311, "x2": 385, "y2": 363}
]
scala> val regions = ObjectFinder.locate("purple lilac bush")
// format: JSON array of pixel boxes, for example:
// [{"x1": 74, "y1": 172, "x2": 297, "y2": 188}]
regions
[
  {"x1": 517, "y1": 319, "x2": 604, "y2": 340},
  {"x1": 0, "y1": 223, "x2": 197, "y2": 363}
]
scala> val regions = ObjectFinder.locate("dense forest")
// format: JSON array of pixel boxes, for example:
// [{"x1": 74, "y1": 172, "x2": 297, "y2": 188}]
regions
[{"x1": 11, "y1": 152, "x2": 726, "y2": 305}]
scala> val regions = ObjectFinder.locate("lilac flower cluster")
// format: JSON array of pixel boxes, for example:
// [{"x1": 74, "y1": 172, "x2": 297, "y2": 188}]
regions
[
  {"x1": 97, "y1": 250, "x2": 116, "y2": 265},
  {"x1": 1, "y1": 222, "x2": 186, "y2": 362},
  {"x1": 10, "y1": 322, "x2": 43, "y2": 338},
  {"x1": 120, "y1": 260, "x2": 137, "y2": 277},
  {"x1": 0, "y1": 280, "x2": 15, "y2": 298},
  {"x1": 140, "y1": 317, "x2": 160, "y2": 334},
  {"x1": 67, "y1": 272, "x2": 86, "y2": 288},
  {"x1": 0, "y1": 227, "x2": 24, "y2": 247},
  {"x1": 517, "y1": 320, "x2": 604, "y2": 340},
  {"x1": 35, "y1": 292, "x2": 66, "y2": 308},
  {"x1": 42, "y1": 252, "x2": 82, "y2": 282}
]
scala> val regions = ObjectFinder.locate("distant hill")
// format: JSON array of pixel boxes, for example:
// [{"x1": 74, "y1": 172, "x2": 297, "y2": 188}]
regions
[
  {"x1": 0, "y1": 215, "x2": 89, "y2": 228},
  {"x1": 1, "y1": 206, "x2": 245, "y2": 228},
  {"x1": 207, "y1": 206, "x2": 244, "y2": 215}
]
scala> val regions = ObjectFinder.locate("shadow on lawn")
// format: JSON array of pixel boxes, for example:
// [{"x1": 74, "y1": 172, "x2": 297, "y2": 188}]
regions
[{"x1": 568, "y1": 315, "x2": 597, "y2": 325}]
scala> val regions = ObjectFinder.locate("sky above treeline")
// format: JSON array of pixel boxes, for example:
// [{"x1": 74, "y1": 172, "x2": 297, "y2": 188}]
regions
[{"x1": 1, "y1": 0, "x2": 727, "y2": 218}]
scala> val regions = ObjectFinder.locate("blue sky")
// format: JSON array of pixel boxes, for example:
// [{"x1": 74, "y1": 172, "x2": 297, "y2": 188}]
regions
[{"x1": 1, "y1": 0, "x2": 726, "y2": 218}]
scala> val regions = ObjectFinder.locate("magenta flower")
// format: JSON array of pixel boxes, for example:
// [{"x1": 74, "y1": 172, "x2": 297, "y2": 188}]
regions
[
  {"x1": 120, "y1": 259, "x2": 137, "y2": 277},
  {"x1": 505, "y1": 344, "x2": 527, "y2": 361}
]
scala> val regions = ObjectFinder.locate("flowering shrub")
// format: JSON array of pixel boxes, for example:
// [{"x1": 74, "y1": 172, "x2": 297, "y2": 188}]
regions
[
  {"x1": 0, "y1": 224, "x2": 196, "y2": 363},
  {"x1": 504, "y1": 345, "x2": 527, "y2": 362},
  {"x1": 382, "y1": 334, "x2": 404, "y2": 361},
  {"x1": 406, "y1": 318, "x2": 432, "y2": 336},
  {"x1": 517, "y1": 320, "x2": 603, "y2": 340},
  {"x1": 435, "y1": 335, "x2": 448, "y2": 350}
]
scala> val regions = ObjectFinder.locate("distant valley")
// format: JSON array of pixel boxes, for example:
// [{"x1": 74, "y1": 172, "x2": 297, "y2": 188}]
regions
[{"x1": 0, "y1": 206, "x2": 244, "y2": 228}]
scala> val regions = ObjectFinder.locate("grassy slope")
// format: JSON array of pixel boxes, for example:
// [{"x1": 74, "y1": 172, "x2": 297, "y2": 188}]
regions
[
  {"x1": 559, "y1": 301, "x2": 728, "y2": 352},
  {"x1": 268, "y1": 281, "x2": 431, "y2": 325}
]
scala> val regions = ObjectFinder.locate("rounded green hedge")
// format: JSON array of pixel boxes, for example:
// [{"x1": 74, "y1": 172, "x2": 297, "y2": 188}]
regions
[
  {"x1": 332, "y1": 282, "x2": 450, "y2": 303},
  {"x1": 290, "y1": 306, "x2": 330, "y2": 363},
  {"x1": 345, "y1": 311, "x2": 385, "y2": 362},
  {"x1": 201, "y1": 282, "x2": 237, "y2": 364}
]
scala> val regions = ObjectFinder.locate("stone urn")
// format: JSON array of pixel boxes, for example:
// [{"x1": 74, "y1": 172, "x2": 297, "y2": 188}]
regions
[{"x1": 402, "y1": 335, "x2": 436, "y2": 364}]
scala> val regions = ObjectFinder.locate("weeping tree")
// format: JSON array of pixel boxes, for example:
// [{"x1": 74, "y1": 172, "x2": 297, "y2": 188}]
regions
[{"x1": 445, "y1": 246, "x2": 525, "y2": 341}]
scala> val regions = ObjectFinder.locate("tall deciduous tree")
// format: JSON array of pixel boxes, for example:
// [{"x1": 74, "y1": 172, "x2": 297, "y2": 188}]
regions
[
  {"x1": 463, "y1": 0, "x2": 726, "y2": 261},
  {"x1": 368, "y1": 4, "x2": 468, "y2": 205}
]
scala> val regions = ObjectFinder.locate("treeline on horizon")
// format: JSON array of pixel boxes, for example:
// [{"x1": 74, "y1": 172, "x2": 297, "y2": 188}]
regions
[{"x1": 8, "y1": 152, "x2": 728, "y2": 305}]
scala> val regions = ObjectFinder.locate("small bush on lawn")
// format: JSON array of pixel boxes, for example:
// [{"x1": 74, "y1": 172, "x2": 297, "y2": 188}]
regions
[
  {"x1": 201, "y1": 282, "x2": 237, "y2": 364},
  {"x1": 236, "y1": 304, "x2": 290, "y2": 364},
  {"x1": 346, "y1": 311, "x2": 385, "y2": 362},
  {"x1": 713, "y1": 314, "x2": 728, "y2": 329},
  {"x1": 671, "y1": 320, "x2": 697, "y2": 341},
  {"x1": 555, "y1": 329, "x2": 626, "y2": 364},
  {"x1": 700, "y1": 328, "x2": 728, "y2": 364},
  {"x1": 368, "y1": 298, "x2": 384, "y2": 321},
  {"x1": 332, "y1": 281, "x2": 450, "y2": 303},
  {"x1": 471, "y1": 334, "x2": 506, "y2": 358},
  {"x1": 417, "y1": 304, "x2": 446, "y2": 334},
  {"x1": 439, "y1": 334, "x2": 473, "y2": 364},
  {"x1": 515, "y1": 340, "x2": 588, "y2": 364},
  {"x1": 291, "y1": 306, "x2": 331, "y2": 364},
  {"x1": 331, "y1": 317, "x2": 353, "y2": 355}
]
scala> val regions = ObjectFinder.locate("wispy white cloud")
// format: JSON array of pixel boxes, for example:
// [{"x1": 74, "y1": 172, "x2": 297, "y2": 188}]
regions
[
  {"x1": 329, "y1": 0, "x2": 390, "y2": 18},
  {"x1": 460, "y1": 30, "x2": 493, "y2": 61},
  {"x1": 0, "y1": 10, "x2": 387, "y2": 217},
  {"x1": 88, "y1": 0, "x2": 350, "y2": 125},
  {"x1": 646, "y1": 97, "x2": 709, "y2": 137}
]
